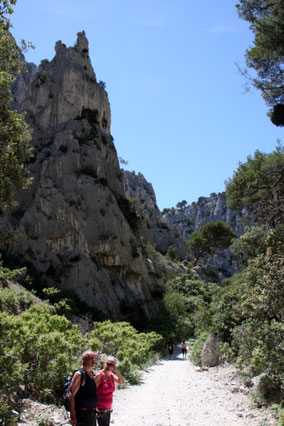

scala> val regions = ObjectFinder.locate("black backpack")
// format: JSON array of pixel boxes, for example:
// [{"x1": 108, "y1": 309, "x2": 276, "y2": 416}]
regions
[{"x1": 63, "y1": 368, "x2": 86, "y2": 411}]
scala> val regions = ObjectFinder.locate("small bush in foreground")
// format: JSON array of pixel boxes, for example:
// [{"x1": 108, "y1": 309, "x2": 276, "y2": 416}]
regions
[
  {"x1": 0, "y1": 304, "x2": 86, "y2": 403},
  {"x1": 89, "y1": 320, "x2": 163, "y2": 383}
]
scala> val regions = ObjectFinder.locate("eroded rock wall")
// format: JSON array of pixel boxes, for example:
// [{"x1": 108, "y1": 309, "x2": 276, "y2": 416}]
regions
[
  {"x1": 122, "y1": 171, "x2": 190, "y2": 260},
  {"x1": 0, "y1": 32, "x2": 164, "y2": 320},
  {"x1": 162, "y1": 194, "x2": 254, "y2": 278}
]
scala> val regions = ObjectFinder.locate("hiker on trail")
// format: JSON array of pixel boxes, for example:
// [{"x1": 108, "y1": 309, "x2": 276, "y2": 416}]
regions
[
  {"x1": 167, "y1": 341, "x2": 175, "y2": 360},
  {"x1": 181, "y1": 340, "x2": 187, "y2": 359},
  {"x1": 68, "y1": 350, "x2": 98, "y2": 426},
  {"x1": 95, "y1": 356, "x2": 125, "y2": 426}
]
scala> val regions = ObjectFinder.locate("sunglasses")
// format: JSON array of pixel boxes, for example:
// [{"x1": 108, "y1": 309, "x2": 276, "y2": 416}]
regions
[{"x1": 107, "y1": 362, "x2": 115, "y2": 367}]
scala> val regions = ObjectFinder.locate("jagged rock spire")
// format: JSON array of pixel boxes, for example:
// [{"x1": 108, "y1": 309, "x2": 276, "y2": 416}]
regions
[
  {"x1": 75, "y1": 31, "x2": 89, "y2": 53},
  {"x1": 20, "y1": 31, "x2": 110, "y2": 134}
]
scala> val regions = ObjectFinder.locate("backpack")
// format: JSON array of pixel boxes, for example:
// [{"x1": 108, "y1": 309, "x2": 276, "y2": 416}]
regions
[{"x1": 63, "y1": 368, "x2": 86, "y2": 411}]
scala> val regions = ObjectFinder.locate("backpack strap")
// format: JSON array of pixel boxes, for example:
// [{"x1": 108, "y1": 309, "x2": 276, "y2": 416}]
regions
[{"x1": 77, "y1": 368, "x2": 87, "y2": 385}]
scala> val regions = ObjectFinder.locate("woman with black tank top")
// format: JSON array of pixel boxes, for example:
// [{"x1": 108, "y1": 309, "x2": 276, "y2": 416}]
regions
[{"x1": 68, "y1": 351, "x2": 98, "y2": 426}]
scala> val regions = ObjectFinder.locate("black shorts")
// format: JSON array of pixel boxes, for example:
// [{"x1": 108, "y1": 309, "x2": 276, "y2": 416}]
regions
[
  {"x1": 76, "y1": 408, "x2": 97, "y2": 426},
  {"x1": 96, "y1": 408, "x2": 112, "y2": 426},
  {"x1": 182, "y1": 348, "x2": 187, "y2": 354}
]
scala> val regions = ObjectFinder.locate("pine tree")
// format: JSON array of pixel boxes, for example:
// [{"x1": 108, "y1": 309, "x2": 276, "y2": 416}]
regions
[{"x1": 0, "y1": 0, "x2": 33, "y2": 210}]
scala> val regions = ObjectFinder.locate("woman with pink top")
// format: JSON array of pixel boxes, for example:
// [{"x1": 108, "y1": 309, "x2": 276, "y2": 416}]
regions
[{"x1": 95, "y1": 356, "x2": 125, "y2": 426}]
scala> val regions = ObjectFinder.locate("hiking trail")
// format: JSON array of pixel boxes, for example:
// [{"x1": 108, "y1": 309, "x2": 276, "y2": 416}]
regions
[
  {"x1": 111, "y1": 348, "x2": 275, "y2": 426},
  {"x1": 17, "y1": 347, "x2": 276, "y2": 425}
]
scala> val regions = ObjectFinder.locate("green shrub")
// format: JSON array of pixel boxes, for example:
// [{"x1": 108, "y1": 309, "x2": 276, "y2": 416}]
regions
[
  {"x1": 189, "y1": 332, "x2": 208, "y2": 366},
  {"x1": 122, "y1": 367, "x2": 141, "y2": 385},
  {"x1": 162, "y1": 290, "x2": 195, "y2": 339},
  {"x1": 37, "y1": 70, "x2": 49, "y2": 83},
  {"x1": 0, "y1": 395, "x2": 18, "y2": 425},
  {"x1": 0, "y1": 287, "x2": 34, "y2": 313},
  {"x1": 117, "y1": 197, "x2": 143, "y2": 232},
  {"x1": 210, "y1": 277, "x2": 244, "y2": 342},
  {"x1": 0, "y1": 304, "x2": 87, "y2": 402},
  {"x1": 89, "y1": 321, "x2": 162, "y2": 383},
  {"x1": 42, "y1": 287, "x2": 72, "y2": 314},
  {"x1": 271, "y1": 403, "x2": 284, "y2": 425},
  {"x1": 218, "y1": 341, "x2": 236, "y2": 363},
  {"x1": 0, "y1": 262, "x2": 32, "y2": 286},
  {"x1": 41, "y1": 287, "x2": 106, "y2": 320},
  {"x1": 166, "y1": 246, "x2": 178, "y2": 261},
  {"x1": 230, "y1": 252, "x2": 284, "y2": 401},
  {"x1": 165, "y1": 271, "x2": 219, "y2": 337},
  {"x1": 230, "y1": 225, "x2": 269, "y2": 266},
  {"x1": 163, "y1": 291, "x2": 187, "y2": 318}
]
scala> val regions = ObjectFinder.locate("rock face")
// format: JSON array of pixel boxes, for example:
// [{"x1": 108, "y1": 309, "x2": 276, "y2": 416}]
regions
[
  {"x1": 162, "y1": 194, "x2": 254, "y2": 278},
  {"x1": 8, "y1": 33, "x2": 38, "y2": 111},
  {"x1": 122, "y1": 171, "x2": 190, "y2": 260},
  {"x1": 11, "y1": 60, "x2": 37, "y2": 110},
  {"x1": 0, "y1": 32, "x2": 165, "y2": 321},
  {"x1": 163, "y1": 193, "x2": 251, "y2": 239},
  {"x1": 201, "y1": 334, "x2": 222, "y2": 367},
  {"x1": 21, "y1": 32, "x2": 111, "y2": 134}
]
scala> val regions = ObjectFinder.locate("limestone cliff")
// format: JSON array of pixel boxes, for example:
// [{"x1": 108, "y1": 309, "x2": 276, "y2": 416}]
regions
[
  {"x1": 163, "y1": 193, "x2": 250, "y2": 239},
  {"x1": 122, "y1": 171, "x2": 189, "y2": 259},
  {"x1": 162, "y1": 193, "x2": 254, "y2": 278},
  {"x1": 11, "y1": 59, "x2": 37, "y2": 110},
  {"x1": 0, "y1": 32, "x2": 165, "y2": 321}
]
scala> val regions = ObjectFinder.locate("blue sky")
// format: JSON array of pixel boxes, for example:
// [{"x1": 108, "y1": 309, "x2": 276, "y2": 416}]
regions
[{"x1": 11, "y1": 0, "x2": 282, "y2": 210}]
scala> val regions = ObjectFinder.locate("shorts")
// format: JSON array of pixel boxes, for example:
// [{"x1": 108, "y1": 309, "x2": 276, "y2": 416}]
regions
[
  {"x1": 182, "y1": 348, "x2": 187, "y2": 354},
  {"x1": 76, "y1": 408, "x2": 97, "y2": 426},
  {"x1": 96, "y1": 408, "x2": 112, "y2": 426}
]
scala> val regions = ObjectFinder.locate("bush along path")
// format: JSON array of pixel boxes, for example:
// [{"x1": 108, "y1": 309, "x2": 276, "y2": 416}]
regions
[{"x1": 16, "y1": 349, "x2": 276, "y2": 426}]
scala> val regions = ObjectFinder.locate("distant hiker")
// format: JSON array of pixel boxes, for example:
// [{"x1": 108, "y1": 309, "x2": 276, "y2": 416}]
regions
[
  {"x1": 95, "y1": 356, "x2": 125, "y2": 426},
  {"x1": 181, "y1": 340, "x2": 187, "y2": 359},
  {"x1": 68, "y1": 350, "x2": 98, "y2": 426},
  {"x1": 167, "y1": 341, "x2": 175, "y2": 360}
]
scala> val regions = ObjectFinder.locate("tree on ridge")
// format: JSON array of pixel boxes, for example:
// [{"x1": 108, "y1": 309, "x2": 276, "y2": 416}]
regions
[{"x1": 188, "y1": 221, "x2": 236, "y2": 266}]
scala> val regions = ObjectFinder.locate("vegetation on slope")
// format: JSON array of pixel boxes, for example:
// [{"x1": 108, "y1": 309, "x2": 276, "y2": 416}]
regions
[
  {"x1": 0, "y1": 0, "x2": 33, "y2": 210},
  {"x1": 0, "y1": 266, "x2": 163, "y2": 424},
  {"x1": 167, "y1": 147, "x2": 284, "y2": 407}
]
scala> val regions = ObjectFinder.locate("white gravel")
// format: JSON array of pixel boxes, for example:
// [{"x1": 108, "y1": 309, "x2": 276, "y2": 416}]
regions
[{"x1": 111, "y1": 350, "x2": 276, "y2": 426}]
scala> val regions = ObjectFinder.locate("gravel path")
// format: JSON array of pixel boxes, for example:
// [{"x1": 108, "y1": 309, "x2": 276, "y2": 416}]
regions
[
  {"x1": 111, "y1": 349, "x2": 275, "y2": 426},
  {"x1": 17, "y1": 348, "x2": 276, "y2": 425}
]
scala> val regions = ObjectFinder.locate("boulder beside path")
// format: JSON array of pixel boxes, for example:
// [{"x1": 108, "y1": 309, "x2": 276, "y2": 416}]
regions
[{"x1": 202, "y1": 333, "x2": 222, "y2": 367}]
